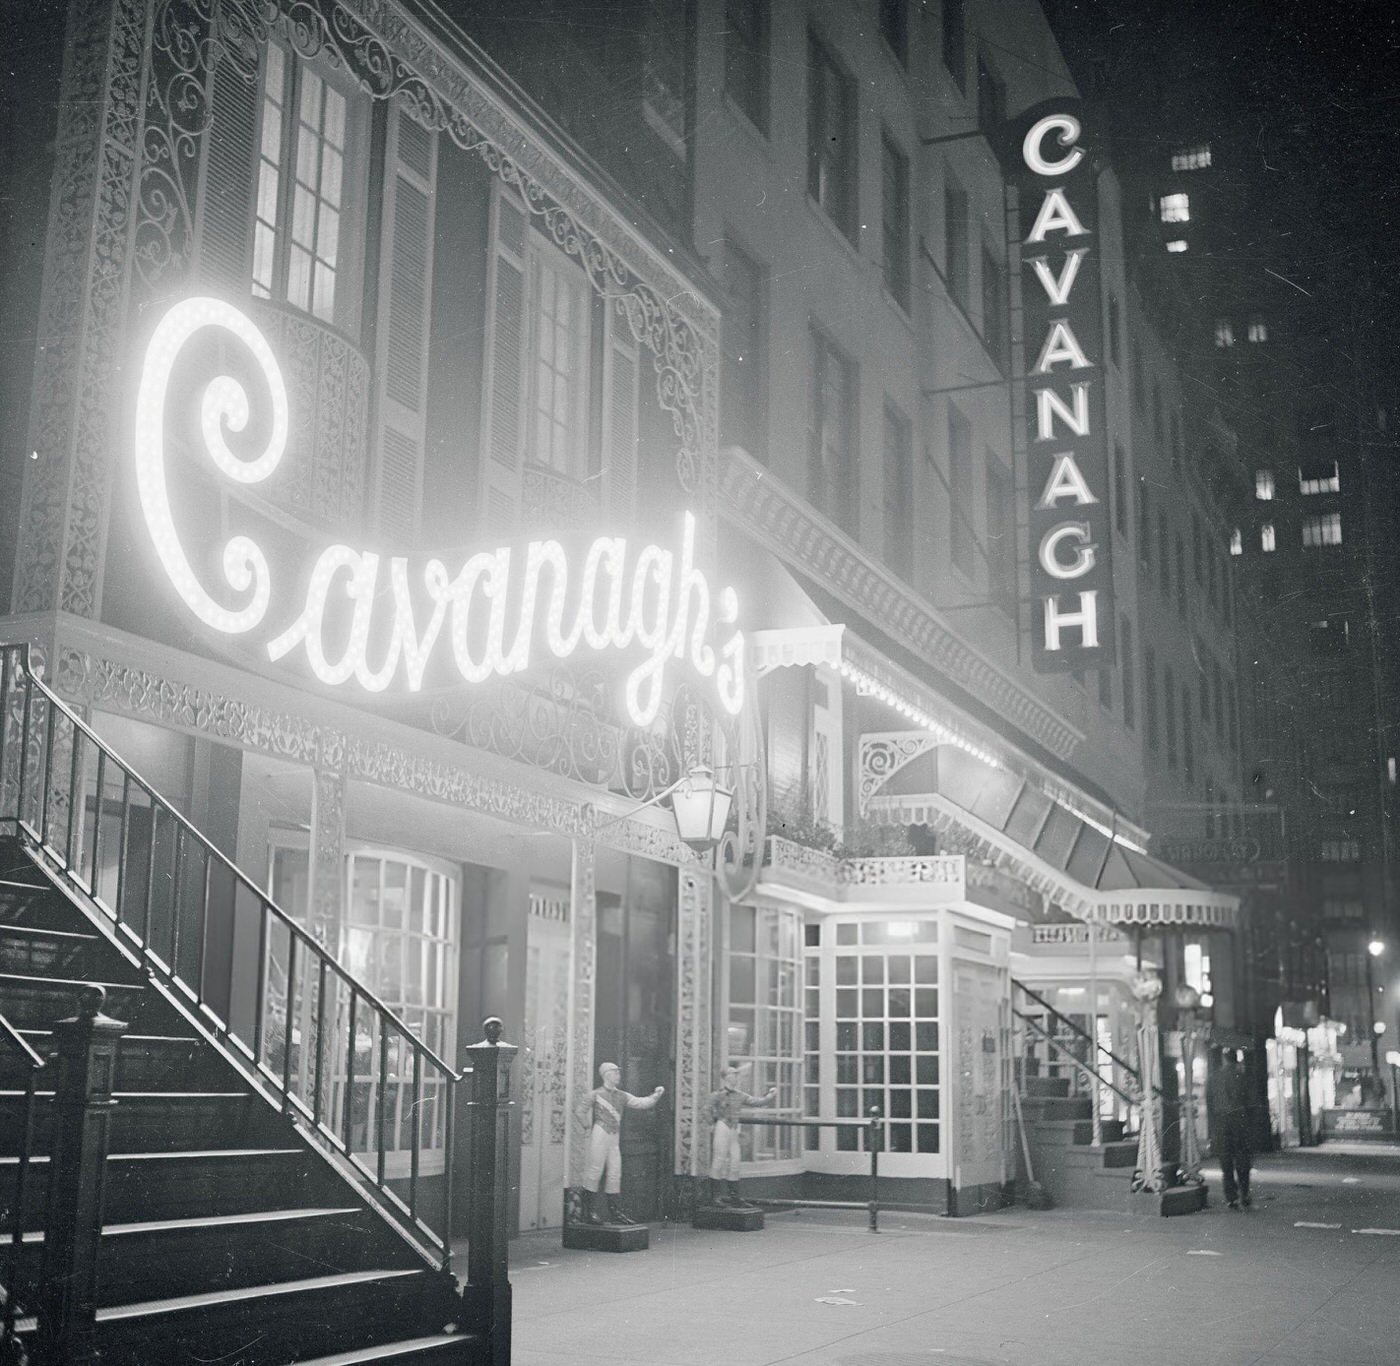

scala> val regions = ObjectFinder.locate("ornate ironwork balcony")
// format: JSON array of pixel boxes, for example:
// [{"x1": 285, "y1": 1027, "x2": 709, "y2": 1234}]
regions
[{"x1": 521, "y1": 460, "x2": 600, "y2": 533}]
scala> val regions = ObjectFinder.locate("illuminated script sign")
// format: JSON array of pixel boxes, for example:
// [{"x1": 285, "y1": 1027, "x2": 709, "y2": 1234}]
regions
[
  {"x1": 134, "y1": 297, "x2": 745, "y2": 727},
  {"x1": 1007, "y1": 100, "x2": 1116, "y2": 673}
]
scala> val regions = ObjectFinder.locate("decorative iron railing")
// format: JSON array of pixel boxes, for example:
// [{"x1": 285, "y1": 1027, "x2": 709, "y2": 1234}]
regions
[
  {"x1": 1030, "y1": 922, "x2": 1123, "y2": 946},
  {"x1": 0, "y1": 643, "x2": 461, "y2": 1273},
  {"x1": 0, "y1": 1008, "x2": 45, "y2": 1355},
  {"x1": 520, "y1": 459, "x2": 600, "y2": 531}
]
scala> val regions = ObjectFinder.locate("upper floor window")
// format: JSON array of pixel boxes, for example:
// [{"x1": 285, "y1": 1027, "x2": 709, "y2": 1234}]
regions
[
  {"x1": 1165, "y1": 240, "x2": 1188, "y2": 253},
  {"x1": 1302, "y1": 512, "x2": 1343, "y2": 548},
  {"x1": 980, "y1": 244, "x2": 1006, "y2": 368},
  {"x1": 1230, "y1": 527, "x2": 1242, "y2": 555},
  {"x1": 809, "y1": 325, "x2": 857, "y2": 533},
  {"x1": 724, "y1": 0, "x2": 769, "y2": 132},
  {"x1": 976, "y1": 51, "x2": 1005, "y2": 134},
  {"x1": 1261, "y1": 523, "x2": 1276, "y2": 552},
  {"x1": 878, "y1": 0, "x2": 908, "y2": 65},
  {"x1": 945, "y1": 171, "x2": 970, "y2": 313},
  {"x1": 1299, "y1": 460, "x2": 1340, "y2": 495},
  {"x1": 528, "y1": 242, "x2": 591, "y2": 477},
  {"x1": 881, "y1": 132, "x2": 911, "y2": 309},
  {"x1": 883, "y1": 400, "x2": 914, "y2": 580},
  {"x1": 1107, "y1": 291, "x2": 1123, "y2": 368},
  {"x1": 1214, "y1": 319, "x2": 1235, "y2": 348},
  {"x1": 1247, "y1": 315, "x2": 1268, "y2": 343},
  {"x1": 1112, "y1": 441, "x2": 1129, "y2": 536},
  {"x1": 948, "y1": 404, "x2": 976, "y2": 577},
  {"x1": 1120, "y1": 616, "x2": 1136, "y2": 729},
  {"x1": 1159, "y1": 192, "x2": 1190, "y2": 223},
  {"x1": 986, "y1": 453, "x2": 1015, "y2": 611},
  {"x1": 1254, "y1": 468, "x2": 1275, "y2": 500},
  {"x1": 1171, "y1": 144, "x2": 1212, "y2": 172},
  {"x1": 252, "y1": 42, "x2": 365, "y2": 331},
  {"x1": 808, "y1": 35, "x2": 857, "y2": 240},
  {"x1": 942, "y1": 0, "x2": 966, "y2": 90},
  {"x1": 719, "y1": 238, "x2": 767, "y2": 459}
]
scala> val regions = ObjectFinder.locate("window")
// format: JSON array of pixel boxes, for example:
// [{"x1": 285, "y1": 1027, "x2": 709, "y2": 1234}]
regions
[
  {"x1": 986, "y1": 454, "x2": 1015, "y2": 610},
  {"x1": 724, "y1": 0, "x2": 769, "y2": 132},
  {"x1": 1320, "y1": 840, "x2": 1361, "y2": 863},
  {"x1": 976, "y1": 51, "x2": 1005, "y2": 134},
  {"x1": 1145, "y1": 646, "x2": 1159, "y2": 751},
  {"x1": 1299, "y1": 460, "x2": 1340, "y2": 495},
  {"x1": 808, "y1": 34, "x2": 856, "y2": 240},
  {"x1": 1199, "y1": 659, "x2": 1212, "y2": 725},
  {"x1": 1138, "y1": 480, "x2": 1152, "y2": 576},
  {"x1": 1255, "y1": 468, "x2": 1275, "y2": 500},
  {"x1": 1121, "y1": 617, "x2": 1136, "y2": 729},
  {"x1": 1165, "y1": 665, "x2": 1178, "y2": 769},
  {"x1": 814, "y1": 919, "x2": 942, "y2": 1156},
  {"x1": 1213, "y1": 660, "x2": 1226, "y2": 739},
  {"x1": 809, "y1": 326, "x2": 857, "y2": 532},
  {"x1": 1158, "y1": 512, "x2": 1171, "y2": 592},
  {"x1": 1098, "y1": 663, "x2": 1112, "y2": 711},
  {"x1": 948, "y1": 404, "x2": 975, "y2": 575},
  {"x1": 1226, "y1": 678, "x2": 1238, "y2": 750},
  {"x1": 1108, "y1": 291, "x2": 1122, "y2": 369},
  {"x1": 1112, "y1": 442, "x2": 1129, "y2": 536},
  {"x1": 883, "y1": 401, "x2": 914, "y2": 580},
  {"x1": 1159, "y1": 192, "x2": 1190, "y2": 223},
  {"x1": 1176, "y1": 534, "x2": 1188, "y2": 617},
  {"x1": 1132, "y1": 341, "x2": 1144, "y2": 400},
  {"x1": 1214, "y1": 319, "x2": 1235, "y2": 348},
  {"x1": 1193, "y1": 514, "x2": 1204, "y2": 583},
  {"x1": 1182, "y1": 684, "x2": 1194, "y2": 782},
  {"x1": 729, "y1": 903, "x2": 803, "y2": 1162},
  {"x1": 252, "y1": 42, "x2": 363, "y2": 330},
  {"x1": 719, "y1": 238, "x2": 767, "y2": 458},
  {"x1": 1171, "y1": 144, "x2": 1212, "y2": 171},
  {"x1": 1247, "y1": 316, "x2": 1268, "y2": 343},
  {"x1": 1165, "y1": 240, "x2": 1188, "y2": 253},
  {"x1": 881, "y1": 133, "x2": 911, "y2": 309},
  {"x1": 528, "y1": 243, "x2": 591, "y2": 476},
  {"x1": 942, "y1": 0, "x2": 966, "y2": 90},
  {"x1": 1302, "y1": 512, "x2": 1343, "y2": 547},
  {"x1": 945, "y1": 172, "x2": 970, "y2": 313},
  {"x1": 878, "y1": 0, "x2": 908, "y2": 65},
  {"x1": 1153, "y1": 386, "x2": 1164, "y2": 445},
  {"x1": 1261, "y1": 523, "x2": 1276, "y2": 552},
  {"x1": 1172, "y1": 412, "x2": 1182, "y2": 471},
  {"x1": 981, "y1": 245, "x2": 1006, "y2": 367},
  {"x1": 1230, "y1": 527, "x2": 1242, "y2": 555}
]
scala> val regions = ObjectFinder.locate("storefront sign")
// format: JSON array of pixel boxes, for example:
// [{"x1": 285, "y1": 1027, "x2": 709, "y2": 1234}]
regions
[
  {"x1": 135, "y1": 297, "x2": 745, "y2": 727},
  {"x1": 1007, "y1": 101, "x2": 1115, "y2": 672}
]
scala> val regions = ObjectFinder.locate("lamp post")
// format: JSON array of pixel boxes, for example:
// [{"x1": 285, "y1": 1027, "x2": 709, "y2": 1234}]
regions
[
  {"x1": 1367, "y1": 939, "x2": 1386, "y2": 1085},
  {"x1": 1174, "y1": 984, "x2": 1205, "y2": 1185},
  {"x1": 1386, "y1": 1049, "x2": 1400, "y2": 1137}
]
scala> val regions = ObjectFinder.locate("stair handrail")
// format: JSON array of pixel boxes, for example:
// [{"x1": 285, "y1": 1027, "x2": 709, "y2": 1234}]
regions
[
  {"x1": 1013, "y1": 977, "x2": 1141, "y2": 1084},
  {"x1": 0, "y1": 642, "x2": 465, "y2": 1277},
  {"x1": 0, "y1": 1009, "x2": 45, "y2": 1356},
  {"x1": 1013, "y1": 1007, "x2": 1138, "y2": 1111}
]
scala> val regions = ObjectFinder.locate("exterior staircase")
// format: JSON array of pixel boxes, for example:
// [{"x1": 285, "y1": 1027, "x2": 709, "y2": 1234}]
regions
[
  {"x1": 1018, "y1": 1074, "x2": 1144, "y2": 1213},
  {"x1": 0, "y1": 643, "x2": 509, "y2": 1365}
]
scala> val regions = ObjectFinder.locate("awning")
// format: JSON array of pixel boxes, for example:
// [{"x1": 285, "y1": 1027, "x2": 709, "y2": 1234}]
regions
[{"x1": 866, "y1": 743, "x2": 1241, "y2": 931}]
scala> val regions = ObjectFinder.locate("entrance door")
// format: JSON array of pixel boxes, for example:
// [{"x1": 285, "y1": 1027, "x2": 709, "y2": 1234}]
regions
[
  {"x1": 594, "y1": 859, "x2": 675, "y2": 1221},
  {"x1": 518, "y1": 888, "x2": 571, "y2": 1230}
]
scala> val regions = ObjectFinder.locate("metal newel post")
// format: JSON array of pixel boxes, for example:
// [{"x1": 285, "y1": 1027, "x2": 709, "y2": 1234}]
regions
[
  {"x1": 460, "y1": 1018, "x2": 516, "y2": 1366},
  {"x1": 38, "y1": 985, "x2": 127, "y2": 1365},
  {"x1": 866, "y1": 1105, "x2": 884, "y2": 1233}
]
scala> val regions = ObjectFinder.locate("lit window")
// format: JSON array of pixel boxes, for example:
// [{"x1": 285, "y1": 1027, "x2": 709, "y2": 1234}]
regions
[
  {"x1": 1389, "y1": 756, "x2": 1397, "y2": 785},
  {"x1": 1299, "y1": 460, "x2": 1340, "y2": 495},
  {"x1": 252, "y1": 43, "x2": 358, "y2": 326},
  {"x1": 1261, "y1": 523, "x2": 1276, "y2": 552},
  {"x1": 1247, "y1": 316, "x2": 1268, "y2": 343},
  {"x1": 1320, "y1": 840, "x2": 1360, "y2": 863},
  {"x1": 1214, "y1": 319, "x2": 1234, "y2": 347},
  {"x1": 528, "y1": 244, "x2": 592, "y2": 477},
  {"x1": 1230, "y1": 527, "x2": 1242, "y2": 556},
  {"x1": 1165, "y1": 240, "x2": 1189, "y2": 253},
  {"x1": 1171, "y1": 144, "x2": 1212, "y2": 172},
  {"x1": 1302, "y1": 512, "x2": 1342, "y2": 547},
  {"x1": 1255, "y1": 468, "x2": 1275, "y2": 500},
  {"x1": 1159, "y1": 192, "x2": 1190, "y2": 223}
]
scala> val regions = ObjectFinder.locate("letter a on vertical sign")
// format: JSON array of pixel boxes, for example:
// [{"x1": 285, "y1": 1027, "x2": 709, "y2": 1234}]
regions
[{"x1": 1002, "y1": 99, "x2": 1116, "y2": 673}]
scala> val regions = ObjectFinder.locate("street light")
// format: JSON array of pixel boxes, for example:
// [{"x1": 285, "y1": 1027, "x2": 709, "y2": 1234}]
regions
[
  {"x1": 1365, "y1": 939, "x2": 1387, "y2": 1085},
  {"x1": 1369, "y1": 939, "x2": 1386, "y2": 958},
  {"x1": 668, "y1": 765, "x2": 734, "y2": 852}
]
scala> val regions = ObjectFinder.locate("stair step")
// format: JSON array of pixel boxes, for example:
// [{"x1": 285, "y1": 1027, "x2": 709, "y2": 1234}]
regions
[
  {"x1": 93, "y1": 1267, "x2": 448, "y2": 1366},
  {"x1": 300, "y1": 1332, "x2": 482, "y2": 1364},
  {"x1": 0, "y1": 921, "x2": 103, "y2": 976},
  {"x1": 1020, "y1": 1096, "x2": 1092, "y2": 1122},
  {"x1": 0, "y1": 971, "x2": 147, "y2": 1027},
  {"x1": 1023, "y1": 1076, "x2": 1071, "y2": 1099},
  {"x1": 1, "y1": 1031, "x2": 203, "y2": 1089}
]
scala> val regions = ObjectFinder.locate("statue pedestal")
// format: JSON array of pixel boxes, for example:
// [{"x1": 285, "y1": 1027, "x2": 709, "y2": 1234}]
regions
[
  {"x1": 693, "y1": 1206, "x2": 764, "y2": 1231},
  {"x1": 562, "y1": 1222, "x2": 650, "y2": 1252}
]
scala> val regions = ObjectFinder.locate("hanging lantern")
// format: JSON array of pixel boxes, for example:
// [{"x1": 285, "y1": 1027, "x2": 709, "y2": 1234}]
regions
[{"x1": 669, "y1": 766, "x2": 734, "y2": 852}]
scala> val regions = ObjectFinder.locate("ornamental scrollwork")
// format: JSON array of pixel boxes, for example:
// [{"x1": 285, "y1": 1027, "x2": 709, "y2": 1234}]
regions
[{"x1": 859, "y1": 732, "x2": 940, "y2": 809}]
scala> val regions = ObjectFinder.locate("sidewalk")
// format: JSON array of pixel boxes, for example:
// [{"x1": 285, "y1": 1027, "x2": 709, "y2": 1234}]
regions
[{"x1": 510, "y1": 1149, "x2": 1400, "y2": 1366}]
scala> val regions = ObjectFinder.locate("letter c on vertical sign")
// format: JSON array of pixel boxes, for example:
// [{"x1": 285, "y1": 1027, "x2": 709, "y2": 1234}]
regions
[{"x1": 1023, "y1": 113, "x2": 1084, "y2": 177}]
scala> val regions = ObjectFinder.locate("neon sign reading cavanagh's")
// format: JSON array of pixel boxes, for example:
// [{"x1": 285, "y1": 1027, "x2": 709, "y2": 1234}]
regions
[{"x1": 134, "y1": 297, "x2": 745, "y2": 727}]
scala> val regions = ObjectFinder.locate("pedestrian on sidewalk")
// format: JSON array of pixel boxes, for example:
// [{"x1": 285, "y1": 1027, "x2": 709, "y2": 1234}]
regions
[{"x1": 1208, "y1": 1047, "x2": 1254, "y2": 1209}]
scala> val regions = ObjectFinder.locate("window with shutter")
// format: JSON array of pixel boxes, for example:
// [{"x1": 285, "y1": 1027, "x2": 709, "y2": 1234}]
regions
[
  {"x1": 197, "y1": 42, "x2": 259, "y2": 293},
  {"x1": 372, "y1": 106, "x2": 437, "y2": 542},
  {"x1": 479, "y1": 181, "x2": 529, "y2": 533},
  {"x1": 601, "y1": 302, "x2": 639, "y2": 528}
]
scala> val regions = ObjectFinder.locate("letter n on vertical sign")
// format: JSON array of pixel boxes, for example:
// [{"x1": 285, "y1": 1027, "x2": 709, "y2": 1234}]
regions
[{"x1": 1005, "y1": 98, "x2": 1116, "y2": 673}]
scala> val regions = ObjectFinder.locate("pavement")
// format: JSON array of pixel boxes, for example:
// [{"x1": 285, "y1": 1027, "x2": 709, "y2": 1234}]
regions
[{"x1": 508, "y1": 1144, "x2": 1400, "y2": 1366}]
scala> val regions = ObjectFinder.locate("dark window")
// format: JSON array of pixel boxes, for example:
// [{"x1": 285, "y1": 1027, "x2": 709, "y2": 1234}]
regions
[
  {"x1": 1138, "y1": 481, "x2": 1152, "y2": 575},
  {"x1": 1145, "y1": 645, "x2": 1159, "y2": 751},
  {"x1": 1165, "y1": 665, "x2": 1178, "y2": 768},
  {"x1": 1121, "y1": 617, "x2": 1136, "y2": 729},
  {"x1": 1108, "y1": 291, "x2": 1122, "y2": 368},
  {"x1": 976, "y1": 51, "x2": 1005, "y2": 135},
  {"x1": 724, "y1": 0, "x2": 769, "y2": 132},
  {"x1": 808, "y1": 34, "x2": 857, "y2": 240},
  {"x1": 878, "y1": 0, "x2": 907, "y2": 65},
  {"x1": 981, "y1": 245, "x2": 1006, "y2": 368},
  {"x1": 986, "y1": 453, "x2": 1015, "y2": 610},
  {"x1": 942, "y1": 0, "x2": 966, "y2": 89},
  {"x1": 1112, "y1": 441, "x2": 1129, "y2": 536},
  {"x1": 882, "y1": 133, "x2": 910, "y2": 309},
  {"x1": 948, "y1": 404, "x2": 975, "y2": 575},
  {"x1": 1182, "y1": 684, "x2": 1194, "y2": 782},
  {"x1": 945, "y1": 172, "x2": 970, "y2": 313},
  {"x1": 809, "y1": 326, "x2": 857, "y2": 533},
  {"x1": 719, "y1": 238, "x2": 766, "y2": 459},
  {"x1": 883, "y1": 400, "x2": 914, "y2": 580}
]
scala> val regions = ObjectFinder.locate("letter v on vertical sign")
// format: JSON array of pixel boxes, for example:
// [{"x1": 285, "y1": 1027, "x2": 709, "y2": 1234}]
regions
[{"x1": 134, "y1": 296, "x2": 748, "y2": 727}]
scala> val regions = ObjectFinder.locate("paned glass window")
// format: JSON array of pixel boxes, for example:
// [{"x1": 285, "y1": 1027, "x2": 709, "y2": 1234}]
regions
[
  {"x1": 1255, "y1": 468, "x2": 1275, "y2": 500},
  {"x1": 724, "y1": 0, "x2": 768, "y2": 131},
  {"x1": 809, "y1": 326, "x2": 857, "y2": 533},
  {"x1": 1159, "y1": 192, "x2": 1190, "y2": 223},
  {"x1": 1299, "y1": 461, "x2": 1340, "y2": 495},
  {"x1": 948, "y1": 404, "x2": 975, "y2": 575},
  {"x1": 1214, "y1": 320, "x2": 1235, "y2": 348},
  {"x1": 945, "y1": 173, "x2": 970, "y2": 312},
  {"x1": 808, "y1": 34, "x2": 856, "y2": 240},
  {"x1": 882, "y1": 133, "x2": 910, "y2": 309},
  {"x1": 528, "y1": 244, "x2": 591, "y2": 476},
  {"x1": 1171, "y1": 144, "x2": 1212, "y2": 171},
  {"x1": 1302, "y1": 512, "x2": 1343, "y2": 547},
  {"x1": 884, "y1": 400, "x2": 914, "y2": 580},
  {"x1": 1261, "y1": 523, "x2": 1276, "y2": 552}
]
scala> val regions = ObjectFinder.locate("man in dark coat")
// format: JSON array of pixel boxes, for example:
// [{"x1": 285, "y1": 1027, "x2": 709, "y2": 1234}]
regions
[{"x1": 1209, "y1": 1048, "x2": 1254, "y2": 1209}]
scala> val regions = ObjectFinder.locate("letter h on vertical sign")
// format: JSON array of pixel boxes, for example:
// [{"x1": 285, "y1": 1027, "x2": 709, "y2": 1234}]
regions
[{"x1": 1004, "y1": 99, "x2": 1116, "y2": 673}]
